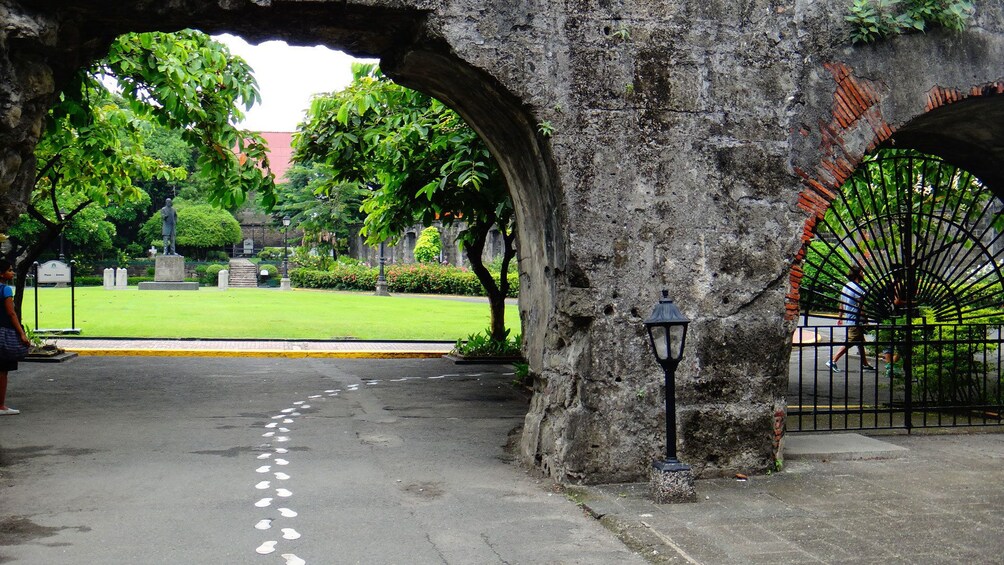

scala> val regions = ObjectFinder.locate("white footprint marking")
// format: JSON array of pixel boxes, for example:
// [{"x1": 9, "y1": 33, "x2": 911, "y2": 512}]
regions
[
  {"x1": 255, "y1": 481, "x2": 270, "y2": 490},
  {"x1": 283, "y1": 419, "x2": 294, "y2": 424},
  {"x1": 276, "y1": 488, "x2": 293, "y2": 497},
  {"x1": 278, "y1": 508, "x2": 297, "y2": 518},
  {"x1": 309, "y1": 395, "x2": 321, "y2": 399},
  {"x1": 324, "y1": 389, "x2": 335, "y2": 393},
  {"x1": 274, "y1": 472, "x2": 290, "y2": 480},
  {"x1": 262, "y1": 432, "x2": 275, "y2": 438},
  {"x1": 276, "y1": 436, "x2": 290, "y2": 443},
  {"x1": 254, "y1": 497, "x2": 273, "y2": 508},
  {"x1": 254, "y1": 519, "x2": 272, "y2": 530},
  {"x1": 275, "y1": 448, "x2": 289, "y2": 454},
  {"x1": 256, "y1": 465, "x2": 271, "y2": 473},
  {"x1": 281, "y1": 408, "x2": 295, "y2": 413},
  {"x1": 275, "y1": 459, "x2": 289, "y2": 466},
  {"x1": 257, "y1": 453, "x2": 272, "y2": 460},
  {"x1": 281, "y1": 528, "x2": 301, "y2": 540},
  {"x1": 293, "y1": 401, "x2": 305, "y2": 405},
  {"x1": 271, "y1": 415, "x2": 284, "y2": 420},
  {"x1": 255, "y1": 541, "x2": 277, "y2": 555},
  {"x1": 282, "y1": 554, "x2": 306, "y2": 565},
  {"x1": 290, "y1": 412, "x2": 301, "y2": 416},
  {"x1": 279, "y1": 428, "x2": 290, "y2": 433},
  {"x1": 300, "y1": 405, "x2": 311, "y2": 409}
]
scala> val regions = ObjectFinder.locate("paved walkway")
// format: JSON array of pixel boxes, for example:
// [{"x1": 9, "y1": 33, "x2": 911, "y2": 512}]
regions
[{"x1": 31, "y1": 338, "x2": 1004, "y2": 564}]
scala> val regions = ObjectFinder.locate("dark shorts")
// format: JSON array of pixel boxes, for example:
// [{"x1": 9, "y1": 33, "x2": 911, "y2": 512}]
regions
[
  {"x1": 0, "y1": 358, "x2": 18, "y2": 371},
  {"x1": 847, "y1": 325, "x2": 865, "y2": 342}
]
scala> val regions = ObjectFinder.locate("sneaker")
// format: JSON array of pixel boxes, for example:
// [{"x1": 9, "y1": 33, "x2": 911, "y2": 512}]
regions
[
  {"x1": 0, "y1": 407, "x2": 20, "y2": 415},
  {"x1": 862, "y1": 363, "x2": 877, "y2": 371},
  {"x1": 825, "y1": 360, "x2": 841, "y2": 373}
]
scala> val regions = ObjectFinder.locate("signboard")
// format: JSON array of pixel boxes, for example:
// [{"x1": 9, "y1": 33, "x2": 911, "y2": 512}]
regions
[
  {"x1": 243, "y1": 238, "x2": 254, "y2": 255},
  {"x1": 37, "y1": 260, "x2": 72, "y2": 283}
]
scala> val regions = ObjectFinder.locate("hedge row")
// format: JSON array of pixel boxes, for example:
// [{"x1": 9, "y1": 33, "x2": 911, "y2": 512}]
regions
[{"x1": 291, "y1": 263, "x2": 519, "y2": 297}]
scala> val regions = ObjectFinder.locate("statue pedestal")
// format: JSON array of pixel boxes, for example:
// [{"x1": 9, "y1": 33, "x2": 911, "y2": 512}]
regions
[{"x1": 138, "y1": 255, "x2": 199, "y2": 291}]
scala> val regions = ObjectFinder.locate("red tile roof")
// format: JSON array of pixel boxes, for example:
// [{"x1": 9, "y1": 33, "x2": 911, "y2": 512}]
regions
[{"x1": 259, "y1": 131, "x2": 295, "y2": 183}]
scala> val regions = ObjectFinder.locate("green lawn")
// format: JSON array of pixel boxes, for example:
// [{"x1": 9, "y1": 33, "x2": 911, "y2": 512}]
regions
[{"x1": 23, "y1": 287, "x2": 520, "y2": 341}]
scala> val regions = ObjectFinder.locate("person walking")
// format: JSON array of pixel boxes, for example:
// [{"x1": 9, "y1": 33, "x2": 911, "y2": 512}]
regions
[
  {"x1": 827, "y1": 265, "x2": 876, "y2": 372},
  {"x1": 0, "y1": 259, "x2": 30, "y2": 415}
]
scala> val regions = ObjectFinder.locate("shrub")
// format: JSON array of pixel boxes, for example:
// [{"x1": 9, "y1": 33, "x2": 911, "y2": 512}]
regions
[
  {"x1": 290, "y1": 263, "x2": 519, "y2": 297},
  {"x1": 203, "y1": 264, "x2": 227, "y2": 285},
  {"x1": 413, "y1": 226, "x2": 442, "y2": 264},
  {"x1": 259, "y1": 264, "x2": 279, "y2": 280},
  {"x1": 258, "y1": 247, "x2": 283, "y2": 262},
  {"x1": 452, "y1": 328, "x2": 523, "y2": 358}
]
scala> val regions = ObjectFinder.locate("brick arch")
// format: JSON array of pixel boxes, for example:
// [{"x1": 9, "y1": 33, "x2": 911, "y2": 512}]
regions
[{"x1": 786, "y1": 61, "x2": 1004, "y2": 321}]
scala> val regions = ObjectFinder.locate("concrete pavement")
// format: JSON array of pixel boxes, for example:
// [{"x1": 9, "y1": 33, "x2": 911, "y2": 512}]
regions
[{"x1": 5, "y1": 340, "x2": 1004, "y2": 564}]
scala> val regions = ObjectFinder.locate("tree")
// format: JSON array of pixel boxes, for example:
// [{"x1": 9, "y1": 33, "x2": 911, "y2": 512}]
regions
[
  {"x1": 413, "y1": 227, "x2": 441, "y2": 264},
  {"x1": 293, "y1": 64, "x2": 516, "y2": 341},
  {"x1": 139, "y1": 201, "x2": 242, "y2": 259},
  {"x1": 272, "y1": 161, "x2": 367, "y2": 258},
  {"x1": 4, "y1": 29, "x2": 275, "y2": 312}
]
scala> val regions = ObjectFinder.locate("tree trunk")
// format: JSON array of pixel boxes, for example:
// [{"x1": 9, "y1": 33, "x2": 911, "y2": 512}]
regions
[{"x1": 464, "y1": 222, "x2": 508, "y2": 342}]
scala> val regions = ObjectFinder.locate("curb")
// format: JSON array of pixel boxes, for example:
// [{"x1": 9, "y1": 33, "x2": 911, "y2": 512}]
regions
[{"x1": 65, "y1": 349, "x2": 449, "y2": 359}]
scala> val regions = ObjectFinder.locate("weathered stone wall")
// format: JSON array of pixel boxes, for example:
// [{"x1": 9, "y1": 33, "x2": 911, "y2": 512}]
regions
[{"x1": 4, "y1": 0, "x2": 1004, "y2": 483}]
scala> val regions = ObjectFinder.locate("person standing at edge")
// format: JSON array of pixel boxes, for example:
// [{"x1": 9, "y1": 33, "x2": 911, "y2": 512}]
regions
[
  {"x1": 161, "y1": 198, "x2": 178, "y2": 255},
  {"x1": 0, "y1": 259, "x2": 30, "y2": 415},
  {"x1": 827, "y1": 264, "x2": 876, "y2": 372}
]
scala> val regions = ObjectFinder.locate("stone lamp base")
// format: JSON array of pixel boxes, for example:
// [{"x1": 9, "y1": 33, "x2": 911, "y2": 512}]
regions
[{"x1": 650, "y1": 461, "x2": 697, "y2": 503}]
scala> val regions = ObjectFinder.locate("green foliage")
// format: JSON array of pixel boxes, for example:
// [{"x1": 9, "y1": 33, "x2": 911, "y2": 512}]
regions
[
  {"x1": 846, "y1": 0, "x2": 974, "y2": 44},
  {"x1": 876, "y1": 309, "x2": 1004, "y2": 406},
  {"x1": 512, "y1": 362, "x2": 532, "y2": 388},
  {"x1": 272, "y1": 161, "x2": 367, "y2": 258},
  {"x1": 258, "y1": 247, "x2": 284, "y2": 262},
  {"x1": 413, "y1": 226, "x2": 442, "y2": 264},
  {"x1": 291, "y1": 264, "x2": 519, "y2": 297},
  {"x1": 292, "y1": 63, "x2": 517, "y2": 340},
  {"x1": 452, "y1": 328, "x2": 523, "y2": 358},
  {"x1": 259, "y1": 264, "x2": 279, "y2": 280},
  {"x1": 291, "y1": 246, "x2": 333, "y2": 271},
  {"x1": 203, "y1": 264, "x2": 227, "y2": 285}
]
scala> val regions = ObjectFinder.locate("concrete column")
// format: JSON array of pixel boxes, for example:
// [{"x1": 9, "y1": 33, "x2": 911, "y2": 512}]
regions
[
  {"x1": 218, "y1": 269, "x2": 229, "y2": 290},
  {"x1": 115, "y1": 268, "x2": 128, "y2": 289},
  {"x1": 103, "y1": 268, "x2": 115, "y2": 290}
]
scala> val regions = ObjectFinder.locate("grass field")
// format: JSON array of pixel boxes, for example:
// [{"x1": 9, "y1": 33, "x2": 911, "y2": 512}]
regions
[{"x1": 22, "y1": 287, "x2": 521, "y2": 341}]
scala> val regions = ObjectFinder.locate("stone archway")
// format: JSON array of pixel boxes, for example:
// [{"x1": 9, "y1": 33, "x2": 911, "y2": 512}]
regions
[{"x1": 7, "y1": 2, "x2": 1004, "y2": 484}]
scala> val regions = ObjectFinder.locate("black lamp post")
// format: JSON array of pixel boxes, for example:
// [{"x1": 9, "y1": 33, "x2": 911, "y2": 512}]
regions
[
  {"x1": 58, "y1": 209, "x2": 67, "y2": 261},
  {"x1": 375, "y1": 240, "x2": 389, "y2": 296},
  {"x1": 644, "y1": 289, "x2": 691, "y2": 472},
  {"x1": 282, "y1": 215, "x2": 290, "y2": 278}
]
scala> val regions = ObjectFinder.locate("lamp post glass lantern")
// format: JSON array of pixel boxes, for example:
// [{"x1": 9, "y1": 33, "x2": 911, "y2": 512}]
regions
[
  {"x1": 644, "y1": 290, "x2": 690, "y2": 472},
  {"x1": 282, "y1": 215, "x2": 290, "y2": 278}
]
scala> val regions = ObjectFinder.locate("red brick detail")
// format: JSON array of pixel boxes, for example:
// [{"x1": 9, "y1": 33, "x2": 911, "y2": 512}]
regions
[
  {"x1": 786, "y1": 62, "x2": 892, "y2": 320},
  {"x1": 787, "y1": 68, "x2": 1004, "y2": 321}
]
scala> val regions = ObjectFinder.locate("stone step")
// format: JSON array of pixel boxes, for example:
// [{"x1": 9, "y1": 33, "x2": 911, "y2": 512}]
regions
[{"x1": 227, "y1": 259, "x2": 259, "y2": 288}]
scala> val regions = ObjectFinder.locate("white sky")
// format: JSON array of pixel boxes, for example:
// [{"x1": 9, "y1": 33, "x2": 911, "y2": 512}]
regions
[{"x1": 214, "y1": 34, "x2": 375, "y2": 133}]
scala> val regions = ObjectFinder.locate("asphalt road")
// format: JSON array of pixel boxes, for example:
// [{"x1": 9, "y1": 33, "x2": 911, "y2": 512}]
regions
[{"x1": 0, "y1": 356, "x2": 643, "y2": 564}]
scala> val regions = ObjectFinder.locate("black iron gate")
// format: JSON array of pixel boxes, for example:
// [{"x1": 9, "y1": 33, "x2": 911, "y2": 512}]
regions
[{"x1": 790, "y1": 149, "x2": 1004, "y2": 431}]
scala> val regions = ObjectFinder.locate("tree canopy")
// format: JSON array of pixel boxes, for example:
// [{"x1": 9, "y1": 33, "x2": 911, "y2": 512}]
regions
[
  {"x1": 3, "y1": 29, "x2": 276, "y2": 310},
  {"x1": 291, "y1": 63, "x2": 517, "y2": 340}
]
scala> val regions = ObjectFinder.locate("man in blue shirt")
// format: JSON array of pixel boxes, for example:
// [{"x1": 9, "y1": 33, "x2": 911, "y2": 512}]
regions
[{"x1": 827, "y1": 265, "x2": 876, "y2": 372}]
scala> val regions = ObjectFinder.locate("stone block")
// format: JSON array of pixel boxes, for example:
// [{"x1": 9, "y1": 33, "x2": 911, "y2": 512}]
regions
[
  {"x1": 649, "y1": 466, "x2": 697, "y2": 503},
  {"x1": 155, "y1": 255, "x2": 185, "y2": 282},
  {"x1": 103, "y1": 268, "x2": 114, "y2": 290},
  {"x1": 115, "y1": 267, "x2": 127, "y2": 288},
  {"x1": 137, "y1": 281, "x2": 199, "y2": 291},
  {"x1": 218, "y1": 269, "x2": 229, "y2": 290}
]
